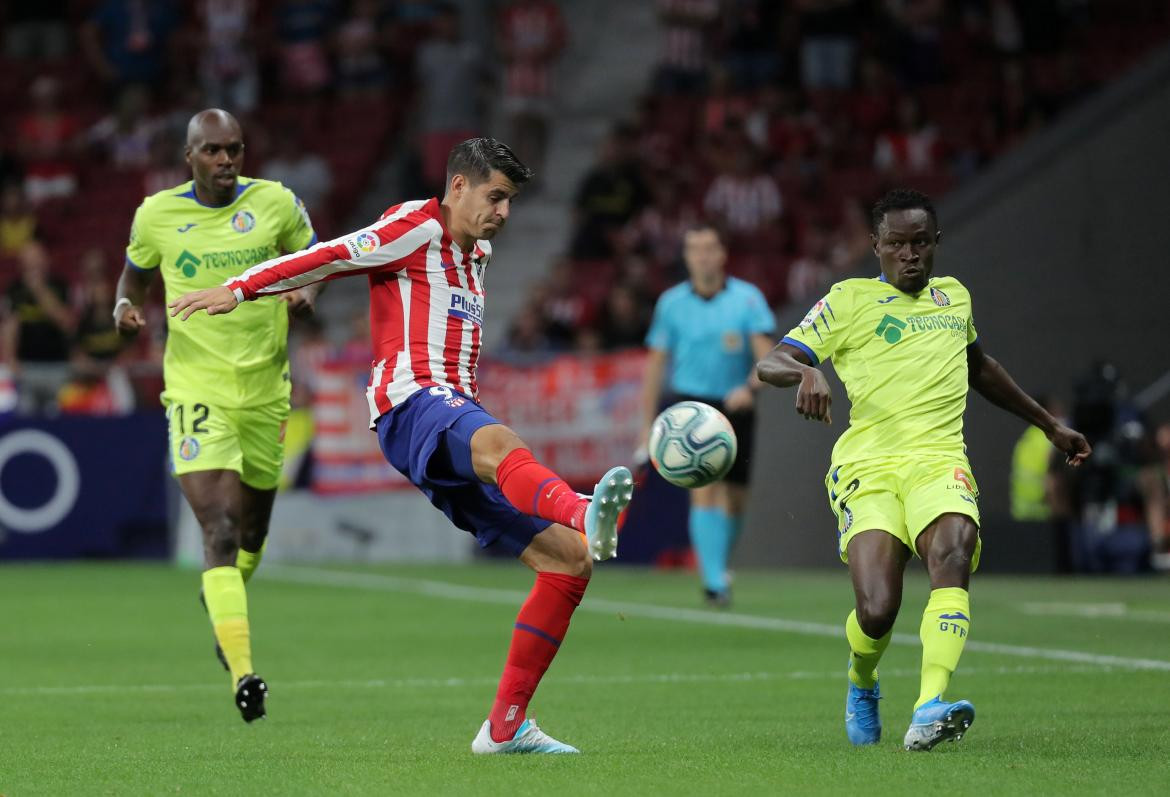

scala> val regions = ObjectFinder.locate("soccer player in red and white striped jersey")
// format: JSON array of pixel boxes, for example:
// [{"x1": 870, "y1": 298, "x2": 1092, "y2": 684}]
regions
[{"x1": 170, "y1": 138, "x2": 633, "y2": 754}]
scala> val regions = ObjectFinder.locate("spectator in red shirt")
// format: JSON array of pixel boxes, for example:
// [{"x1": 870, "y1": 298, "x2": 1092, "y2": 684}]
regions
[
  {"x1": 701, "y1": 67, "x2": 753, "y2": 137},
  {"x1": 497, "y1": 0, "x2": 566, "y2": 184},
  {"x1": 415, "y1": 3, "x2": 482, "y2": 194},
  {"x1": 15, "y1": 76, "x2": 80, "y2": 203},
  {"x1": 873, "y1": 96, "x2": 940, "y2": 175}
]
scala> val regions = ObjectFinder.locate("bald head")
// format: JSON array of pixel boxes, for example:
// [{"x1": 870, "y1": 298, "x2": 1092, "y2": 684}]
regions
[
  {"x1": 185, "y1": 108, "x2": 245, "y2": 205},
  {"x1": 186, "y1": 108, "x2": 241, "y2": 149}
]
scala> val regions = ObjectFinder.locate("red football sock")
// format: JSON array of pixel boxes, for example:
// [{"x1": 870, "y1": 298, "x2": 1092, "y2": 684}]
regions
[
  {"x1": 496, "y1": 448, "x2": 588, "y2": 531},
  {"x1": 488, "y1": 572, "x2": 589, "y2": 742}
]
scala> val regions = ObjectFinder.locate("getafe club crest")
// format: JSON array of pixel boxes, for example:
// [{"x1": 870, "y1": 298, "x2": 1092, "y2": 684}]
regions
[
  {"x1": 231, "y1": 210, "x2": 256, "y2": 233},
  {"x1": 930, "y1": 287, "x2": 951, "y2": 306},
  {"x1": 179, "y1": 436, "x2": 201, "y2": 461}
]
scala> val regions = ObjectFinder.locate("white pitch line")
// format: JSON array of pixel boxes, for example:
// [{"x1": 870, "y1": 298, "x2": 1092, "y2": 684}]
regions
[
  {"x1": 0, "y1": 665, "x2": 1115, "y2": 698},
  {"x1": 1020, "y1": 602, "x2": 1170, "y2": 623},
  {"x1": 259, "y1": 565, "x2": 1170, "y2": 672}
]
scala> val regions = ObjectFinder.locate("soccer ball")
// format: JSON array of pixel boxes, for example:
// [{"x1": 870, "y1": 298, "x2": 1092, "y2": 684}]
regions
[{"x1": 648, "y1": 401, "x2": 738, "y2": 488}]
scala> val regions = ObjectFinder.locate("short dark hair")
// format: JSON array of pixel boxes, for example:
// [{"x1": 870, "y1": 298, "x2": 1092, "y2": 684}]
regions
[
  {"x1": 446, "y1": 137, "x2": 533, "y2": 188},
  {"x1": 871, "y1": 188, "x2": 938, "y2": 233},
  {"x1": 683, "y1": 221, "x2": 726, "y2": 246}
]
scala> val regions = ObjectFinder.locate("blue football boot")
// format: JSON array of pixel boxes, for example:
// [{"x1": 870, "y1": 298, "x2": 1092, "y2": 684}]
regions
[
  {"x1": 903, "y1": 696, "x2": 975, "y2": 751},
  {"x1": 845, "y1": 674, "x2": 882, "y2": 746}
]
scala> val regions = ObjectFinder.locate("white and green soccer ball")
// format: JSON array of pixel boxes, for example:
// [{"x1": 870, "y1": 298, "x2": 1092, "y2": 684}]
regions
[{"x1": 648, "y1": 401, "x2": 738, "y2": 488}]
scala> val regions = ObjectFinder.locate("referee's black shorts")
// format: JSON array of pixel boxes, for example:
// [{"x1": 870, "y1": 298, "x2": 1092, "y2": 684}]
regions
[{"x1": 668, "y1": 393, "x2": 756, "y2": 487}]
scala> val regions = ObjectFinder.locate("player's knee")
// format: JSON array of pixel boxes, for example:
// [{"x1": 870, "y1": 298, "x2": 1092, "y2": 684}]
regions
[
  {"x1": 544, "y1": 542, "x2": 592, "y2": 579},
  {"x1": 239, "y1": 526, "x2": 267, "y2": 552},
  {"x1": 856, "y1": 596, "x2": 899, "y2": 638},
  {"x1": 928, "y1": 544, "x2": 972, "y2": 578},
  {"x1": 564, "y1": 546, "x2": 593, "y2": 579},
  {"x1": 471, "y1": 424, "x2": 528, "y2": 481},
  {"x1": 202, "y1": 517, "x2": 239, "y2": 564}
]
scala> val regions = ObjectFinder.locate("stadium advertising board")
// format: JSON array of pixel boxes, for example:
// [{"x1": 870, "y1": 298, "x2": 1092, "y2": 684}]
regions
[{"x1": 0, "y1": 415, "x2": 169, "y2": 559}]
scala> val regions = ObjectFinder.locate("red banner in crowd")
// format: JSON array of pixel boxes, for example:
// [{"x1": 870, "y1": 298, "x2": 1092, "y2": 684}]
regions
[
  {"x1": 311, "y1": 360, "x2": 407, "y2": 493},
  {"x1": 311, "y1": 350, "x2": 647, "y2": 494}
]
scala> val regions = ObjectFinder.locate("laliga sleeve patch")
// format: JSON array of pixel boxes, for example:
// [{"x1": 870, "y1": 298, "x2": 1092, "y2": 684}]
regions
[
  {"x1": 345, "y1": 232, "x2": 380, "y2": 260},
  {"x1": 801, "y1": 299, "x2": 832, "y2": 328}
]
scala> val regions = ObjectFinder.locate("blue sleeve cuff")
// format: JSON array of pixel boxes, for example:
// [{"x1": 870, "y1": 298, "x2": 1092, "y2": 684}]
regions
[
  {"x1": 967, "y1": 335, "x2": 979, "y2": 348},
  {"x1": 780, "y1": 335, "x2": 820, "y2": 366},
  {"x1": 307, "y1": 232, "x2": 319, "y2": 247},
  {"x1": 124, "y1": 255, "x2": 152, "y2": 272}
]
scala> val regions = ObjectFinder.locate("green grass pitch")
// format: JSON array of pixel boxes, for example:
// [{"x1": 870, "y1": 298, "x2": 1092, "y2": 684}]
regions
[{"x1": 1, "y1": 562, "x2": 1167, "y2": 796}]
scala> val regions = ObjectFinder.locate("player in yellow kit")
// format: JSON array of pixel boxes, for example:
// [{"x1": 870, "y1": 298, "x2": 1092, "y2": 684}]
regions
[
  {"x1": 757, "y1": 189, "x2": 1091, "y2": 751},
  {"x1": 114, "y1": 109, "x2": 318, "y2": 722}
]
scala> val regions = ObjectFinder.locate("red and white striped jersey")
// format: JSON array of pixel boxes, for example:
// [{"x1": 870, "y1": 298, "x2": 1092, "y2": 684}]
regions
[{"x1": 225, "y1": 197, "x2": 490, "y2": 425}]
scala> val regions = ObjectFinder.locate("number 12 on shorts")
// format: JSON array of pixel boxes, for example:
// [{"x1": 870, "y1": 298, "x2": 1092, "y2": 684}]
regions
[{"x1": 174, "y1": 403, "x2": 210, "y2": 434}]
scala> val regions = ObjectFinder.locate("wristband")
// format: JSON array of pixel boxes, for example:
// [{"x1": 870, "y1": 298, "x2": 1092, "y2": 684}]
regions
[{"x1": 112, "y1": 297, "x2": 132, "y2": 321}]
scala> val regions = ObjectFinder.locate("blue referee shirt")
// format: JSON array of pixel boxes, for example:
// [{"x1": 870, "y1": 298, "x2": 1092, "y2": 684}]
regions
[{"x1": 645, "y1": 277, "x2": 776, "y2": 400}]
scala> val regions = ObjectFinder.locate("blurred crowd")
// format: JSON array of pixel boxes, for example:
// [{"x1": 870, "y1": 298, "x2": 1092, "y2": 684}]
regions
[
  {"x1": 0, "y1": 0, "x2": 562, "y2": 415},
  {"x1": 5, "y1": 0, "x2": 1169, "y2": 412},
  {"x1": 504, "y1": 0, "x2": 1170, "y2": 358},
  {"x1": 1010, "y1": 363, "x2": 1170, "y2": 573}
]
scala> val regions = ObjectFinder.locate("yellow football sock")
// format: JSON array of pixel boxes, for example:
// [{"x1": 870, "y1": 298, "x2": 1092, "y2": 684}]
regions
[
  {"x1": 846, "y1": 610, "x2": 892, "y2": 689},
  {"x1": 202, "y1": 566, "x2": 253, "y2": 687},
  {"x1": 917, "y1": 587, "x2": 971, "y2": 709},
  {"x1": 236, "y1": 539, "x2": 268, "y2": 584}
]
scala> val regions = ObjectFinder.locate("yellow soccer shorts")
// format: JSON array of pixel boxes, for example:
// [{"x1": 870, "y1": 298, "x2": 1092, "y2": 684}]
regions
[
  {"x1": 826, "y1": 454, "x2": 982, "y2": 569},
  {"x1": 165, "y1": 395, "x2": 289, "y2": 490}
]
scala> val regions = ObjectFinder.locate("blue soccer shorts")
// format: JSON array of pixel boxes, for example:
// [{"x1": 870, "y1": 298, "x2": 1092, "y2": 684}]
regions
[{"x1": 375, "y1": 385, "x2": 551, "y2": 556}]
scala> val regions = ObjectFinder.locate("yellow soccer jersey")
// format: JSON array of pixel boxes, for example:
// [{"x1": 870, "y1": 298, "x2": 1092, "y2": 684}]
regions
[
  {"x1": 125, "y1": 178, "x2": 316, "y2": 408},
  {"x1": 782, "y1": 276, "x2": 978, "y2": 465}
]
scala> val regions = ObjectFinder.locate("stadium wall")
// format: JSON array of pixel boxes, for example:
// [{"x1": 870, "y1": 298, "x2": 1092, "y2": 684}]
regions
[{"x1": 740, "y1": 44, "x2": 1170, "y2": 570}]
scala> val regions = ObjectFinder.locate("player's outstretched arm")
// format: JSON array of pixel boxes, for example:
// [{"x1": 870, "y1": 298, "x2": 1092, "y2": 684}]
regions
[
  {"x1": 967, "y1": 341, "x2": 1091, "y2": 465},
  {"x1": 114, "y1": 262, "x2": 156, "y2": 334},
  {"x1": 114, "y1": 263, "x2": 156, "y2": 337},
  {"x1": 169, "y1": 286, "x2": 239, "y2": 321},
  {"x1": 757, "y1": 342, "x2": 832, "y2": 424}
]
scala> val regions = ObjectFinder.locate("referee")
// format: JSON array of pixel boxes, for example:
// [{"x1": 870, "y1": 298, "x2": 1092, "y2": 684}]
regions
[{"x1": 639, "y1": 223, "x2": 775, "y2": 606}]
